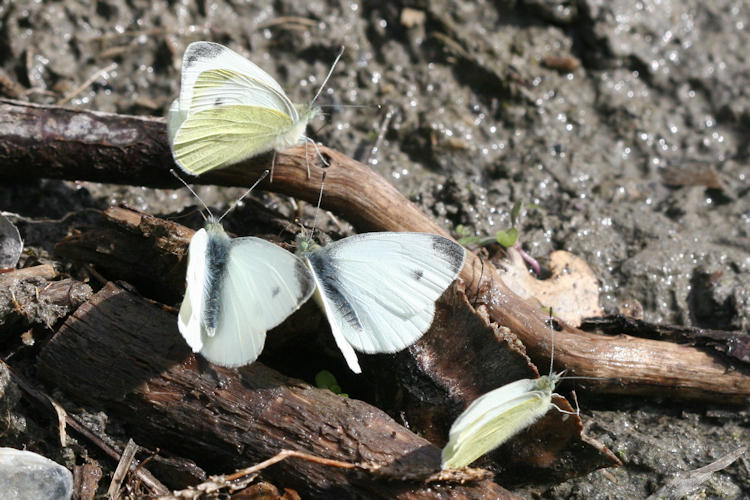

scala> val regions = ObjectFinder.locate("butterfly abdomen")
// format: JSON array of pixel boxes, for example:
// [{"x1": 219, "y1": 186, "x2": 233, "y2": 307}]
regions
[{"x1": 201, "y1": 223, "x2": 231, "y2": 335}]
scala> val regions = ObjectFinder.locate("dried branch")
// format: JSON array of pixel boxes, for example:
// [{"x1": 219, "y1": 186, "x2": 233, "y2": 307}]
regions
[{"x1": 2, "y1": 99, "x2": 749, "y2": 402}]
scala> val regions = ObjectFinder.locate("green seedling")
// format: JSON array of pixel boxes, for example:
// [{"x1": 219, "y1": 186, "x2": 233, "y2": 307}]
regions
[
  {"x1": 315, "y1": 370, "x2": 348, "y2": 397},
  {"x1": 455, "y1": 200, "x2": 541, "y2": 275}
]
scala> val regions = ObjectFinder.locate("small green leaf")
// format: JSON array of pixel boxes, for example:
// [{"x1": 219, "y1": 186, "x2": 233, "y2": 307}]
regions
[
  {"x1": 458, "y1": 235, "x2": 482, "y2": 246},
  {"x1": 455, "y1": 224, "x2": 472, "y2": 237},
  {"x1": 496, "y1": 227, "x2": 519, "y2": 247},
  {"x1": 315, "y1": 370, "x2": 345, "y2": 394},
  {"x1": 510, "y1": 200, "x2": 523, "y2": 226}
]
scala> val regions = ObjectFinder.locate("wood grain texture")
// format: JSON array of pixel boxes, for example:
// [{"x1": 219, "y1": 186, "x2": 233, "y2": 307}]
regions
[{"x1": 37, "y1": 282, "x2": 514, "y2": 499}]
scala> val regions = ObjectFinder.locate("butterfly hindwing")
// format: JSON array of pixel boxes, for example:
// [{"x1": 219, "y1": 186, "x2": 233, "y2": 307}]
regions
[{"x1": 171, "y1": 104, "x2": 294, "y2": 174}]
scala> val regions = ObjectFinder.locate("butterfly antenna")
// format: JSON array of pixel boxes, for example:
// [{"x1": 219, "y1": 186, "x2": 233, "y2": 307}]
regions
[
  {"x1": 309, "y1": 171, "x2": 327, "y2": 243},
  {"x1": 310, "y1": 46, "x2": 344, "y2": 106},
  {"x1": 217, "y1": 169, "x2": 270, "y2": 223},
  {"x1": 548, "y1": 308, "x2": 556, "y2": 376},
  {"x1": 170, "y1": 169, "x2": 210, "y2": 221}
]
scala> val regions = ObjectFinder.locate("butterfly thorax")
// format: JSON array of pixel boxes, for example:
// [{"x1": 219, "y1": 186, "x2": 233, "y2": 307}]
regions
[
  {"x1": 202, "y1": 220, "x2": 231, "y2": 336},
  {"x1": 532, "y1": 372, "x2": 562, "y2": 398},
  {"x1": 295, "y1": 234, "x2": 321, "y2": 256}
]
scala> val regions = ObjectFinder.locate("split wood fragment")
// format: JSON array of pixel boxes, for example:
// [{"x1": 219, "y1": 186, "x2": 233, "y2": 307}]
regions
[{"x1": 1, "y1": 99, "x2": 747, "y2": 403}]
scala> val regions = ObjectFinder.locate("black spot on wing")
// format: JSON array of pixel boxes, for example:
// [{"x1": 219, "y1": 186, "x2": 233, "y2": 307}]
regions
[
  {"x1": 185, "y1": 42, "x2": 224, "y2": 68},
  {"x1": 214, "y1": 97, "x2": 225, "y2": 106},
  {"x1": 271, "y1": 286, "x2": 280, "y2": 297},
  {"x1": 307, "y1": 251, "x2": 363, "y2": 332},
  {"x1": 202, "y1": 233, "x2": 231, "y2": 330},
  {"x1": 412, "y1": 269, "x2": 424, "y2": 281},
  {"x1": 430, "y1": 235, "x2": 466, "y2": 274}
]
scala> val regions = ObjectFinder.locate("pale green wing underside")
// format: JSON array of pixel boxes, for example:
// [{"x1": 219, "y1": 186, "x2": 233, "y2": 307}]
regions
[
  {"x1": 172, "y1": 105, "x2": 294, "y2": 175},
  {"x1": 442, "y1": 394, "x2": 546, "y2": 469}
]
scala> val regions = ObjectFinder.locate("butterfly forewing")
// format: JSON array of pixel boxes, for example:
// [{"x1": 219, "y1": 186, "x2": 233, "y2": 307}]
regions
[
  {"x1": 178, "y1": 42, "x2": 285, "y2": 111},
  {"x1": 189, "y1": 69, "x2": 298, "y2": 119},
  {"x1": 306, "y1": 232, "x2": 466, "y2": 359}
]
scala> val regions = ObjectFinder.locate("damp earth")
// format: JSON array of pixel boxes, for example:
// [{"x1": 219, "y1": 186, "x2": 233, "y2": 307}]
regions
[{"x1": 0, "y1": 0, "x2": 748, "y2": 498}]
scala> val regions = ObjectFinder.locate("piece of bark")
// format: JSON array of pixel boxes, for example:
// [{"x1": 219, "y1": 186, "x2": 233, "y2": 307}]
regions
[
  {"x1": 581, "y1": 315, "x2": 750, "y2": 364},
  {"x1": 0, "y1": 265, "x2": 92, "y2": 337},
  {"x1": 3, "y1": 99, "x2": 749, "y2": 402},
  {"x1": 73, "y1": 461, "x2": 102, "y2": 500},
  {"x1": 56, "y1": 206, "x2": 192, "y2": 304},
  {"x1": 37, "y1": 282, "x2": 514, "y2": 499},
  {"x1": 0, "y1": 263, "x2": 57, "y2": 285}
]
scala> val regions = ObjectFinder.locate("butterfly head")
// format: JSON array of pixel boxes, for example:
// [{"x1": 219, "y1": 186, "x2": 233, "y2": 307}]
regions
[
  {"x1": 295, "y1": 231, "x2": 321, "y2": 255},
  {"x1": 297, "y1": 104, "x2": 320, "y2": 123}
]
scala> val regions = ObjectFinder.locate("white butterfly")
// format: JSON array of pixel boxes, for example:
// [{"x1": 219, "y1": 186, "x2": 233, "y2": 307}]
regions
[
  {"x1": 176, "y1": 173, "x2": 315, "y2": 368},
  {"x1": 296, "y1": 232, "x2": 467, "y2": 373},
  {"x1": 441, "y1": 315, "x2": 581, "y2": 469},
  {"x1": 441, "y1": 372, "x2": 564, "y2": 469},
  {"x1": 167, "y1": 41, "x2": 337, "y2": 177}
]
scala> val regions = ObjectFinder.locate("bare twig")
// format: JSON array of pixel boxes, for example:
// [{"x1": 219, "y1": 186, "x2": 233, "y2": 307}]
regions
[
  {"x1": 107, "y1": 439, "x2": 138, "y2": 499},
  {"x1": 647, "y1": 447, "x2": 747, "y2": 500},
  {"x1": 57, "y1": 63, "x2": 117, "y2": 106}
]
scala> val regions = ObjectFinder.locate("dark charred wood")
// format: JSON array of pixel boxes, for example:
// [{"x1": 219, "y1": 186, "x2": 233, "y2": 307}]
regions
[
  {"x1": 37, "y1": 282, "x2": 515, "y2": 499},
  {"x1": 0, "y1": 265, "x2": 92, "y2": 338}
]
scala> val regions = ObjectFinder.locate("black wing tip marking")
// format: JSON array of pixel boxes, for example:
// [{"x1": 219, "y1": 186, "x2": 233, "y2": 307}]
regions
[
  {"x1": 430, "y1": 235, "x2": 466, "y2": 274},
  {"x1": 185, "y1": 42, "x2": 224, "y2": 68}
]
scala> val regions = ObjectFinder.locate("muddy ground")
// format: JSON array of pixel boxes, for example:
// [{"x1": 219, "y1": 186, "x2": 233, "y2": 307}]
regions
[{"x1": 0, "y1": 0, "x2": 749, "y2": 498}]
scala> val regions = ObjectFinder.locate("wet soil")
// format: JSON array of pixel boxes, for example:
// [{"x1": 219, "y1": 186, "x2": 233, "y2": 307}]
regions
[{"x1": 0, "y1": 0, "x2": 748, "y2": 498}]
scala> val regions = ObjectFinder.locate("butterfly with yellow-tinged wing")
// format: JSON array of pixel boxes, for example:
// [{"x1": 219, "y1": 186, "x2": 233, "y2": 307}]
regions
[{"x1": 168, "y1": 41, "x2": 338, "y2": 176}]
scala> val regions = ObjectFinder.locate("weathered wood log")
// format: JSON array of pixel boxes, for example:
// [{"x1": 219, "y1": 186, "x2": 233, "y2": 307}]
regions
[
  {"x1": 37, "y1": 282, "x2": 515, "y2": 499},
  {"x1": 4, "y1": 98, "x2": 741, "y2": 402}
]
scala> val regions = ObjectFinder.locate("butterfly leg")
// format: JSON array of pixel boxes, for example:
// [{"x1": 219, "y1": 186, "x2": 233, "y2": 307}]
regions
[
  {"x1": 270, "y1": 151, "x2": 277, "y2": 183},
  {"x1": 303, "y1": 136, "x2": 329, "y2": 179},
  {"x1": 304, "y1": 139, "x2": 310, "y2": 179}
]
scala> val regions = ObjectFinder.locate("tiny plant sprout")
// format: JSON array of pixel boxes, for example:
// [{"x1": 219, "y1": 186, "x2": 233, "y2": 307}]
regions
[
  {"x1": 456, "y1": 200, "x2": 541, "y2": 275},
  {"x1": 315, "y1": 370, "x2": 347, "y2": 397}
]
